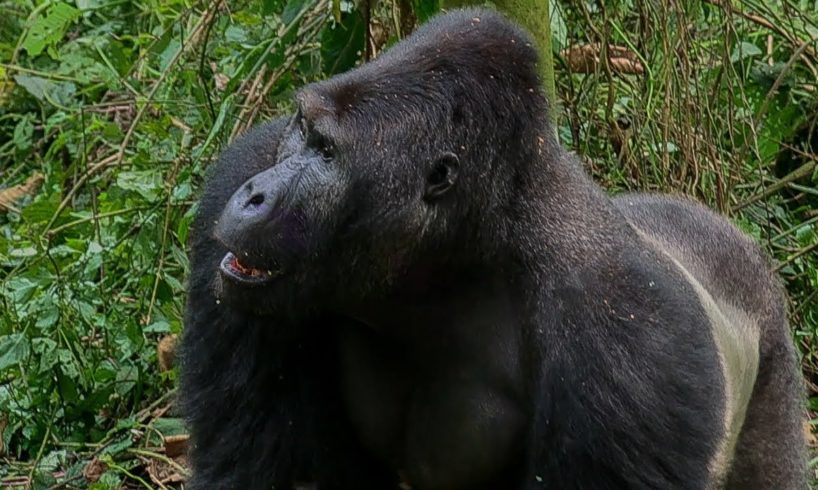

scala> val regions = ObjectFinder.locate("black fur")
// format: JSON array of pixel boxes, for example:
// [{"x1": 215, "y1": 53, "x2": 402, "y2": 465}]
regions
[{"x1": 181, "y1": 8, "x2": 806, "y2": 489}]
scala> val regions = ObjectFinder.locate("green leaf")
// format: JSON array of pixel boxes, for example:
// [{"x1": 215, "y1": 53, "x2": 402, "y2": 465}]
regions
[
  {"x1": 22, "y1": 3, "x2": 81, "y2": 58},
  {"x1": 159, "y1": 39, "x2": 182, "y2": 71},
  {"x1": 34, "y1": 296, "x2": 59, "y2": 329},
  {"x1": 93, "y1": 360, "x2": 117, "y2": 383},
  {"x1": 163, "y1": 273, "x2": 184, "y2": 292},
  {"x1": 13, "y1": 75, "x2": 56, "y2": 102},
  {"x1": 75, "y1": 0, "x2": 106, "y2": 11},
  {"x1": 89, "y1": 472, "x2": 122, "y2": 490},
  {"x1": 730, "y1": 41, "x2": 762, "y2": 63},
  {"x1": 13, "y1": 115, "x2": 34, "y2": 151},
  {"x1": 796, "y1": 224, "x2": 816, "y2": 245},
  {"x1": 32, "y1": 338, "x2": 58, "y2": 374},
  {"x1": 57, "y1": 349, "x2": 80, "y2": 378},
  {"x1": 282, "y1": 0, "x2": 308, "y2": 24},
  {"x1": 262, "y1": 0, "x2": 282, "y2": 16},
  {"x1": 412, "y1": 0, "x2": 439, "y2": 23},
  {"x1": 57, "y1": 368, "x2": 80, "y2": 403},
  {"x1": 225, "y1": 25, "x2": 249, "y2": 45},
  {"x1": 177, "y1": 206, "x2": 195, "y2": 245},
  {"x1": 114, "y1": 364, "x2": 138, "y2": 396},
  {"x1": 144, "y1": 320, "x2": 171, "y2": 333},
  {"x1": 35, "y1": 449, "x2": 66, "y2": 471},
  {"x1": 549, "y1": 2, "x2": 568, "y2": 52},
  {"x1": 12, "y1": 75, "x2": 76, "y2": 106},
  {"x1": 87, "y1": 241, "x2": 103, "y2": 255},
  {"x1": 100, "y1": 436, "x2": 133, "y2": 456},
  {"x1": 321, "y1": 9, "x2": 366, "y2": 75},
  {"x1": 0, "y1": 334, "x2": 31, "y2": 371},
  {"x1": 152, "y1": 417, "x2": 186, "y2": 436},
  {"x1": 9, "y1": 246, "x2": 37, "y2": 258},
  {"x1": 115, "y1": 417, "x2": 137, "y2": 431},
  {"x1": 116, "y1": 170, "x2": 162, "y2": 201},
  {"x1": 30, "y1": 470, "x2": 57, "y2": 490},
  {"x1": 171, "y1": 181, "x2": 192, "y2": 202},
  {"x1": 5, "y1": 277, "x2": 39, "y2": 304},
  {"x1": 23, "y1": 191, "x2": 61, "y2": 225}
]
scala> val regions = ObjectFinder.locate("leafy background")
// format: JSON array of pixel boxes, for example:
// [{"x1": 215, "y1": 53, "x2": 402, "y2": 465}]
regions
[{"x1": 0, "y1": 0, "x2": 816, "y2": 488}]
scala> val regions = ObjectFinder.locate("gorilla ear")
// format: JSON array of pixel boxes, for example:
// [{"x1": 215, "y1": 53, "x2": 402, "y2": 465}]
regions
[{"x1": 424, "y1": 152, "x2": 460, "y2": 202}]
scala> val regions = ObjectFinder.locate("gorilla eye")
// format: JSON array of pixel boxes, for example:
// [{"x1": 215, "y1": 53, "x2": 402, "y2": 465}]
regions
[
  {"x1": 308, "y1": 131, "x2": 334, "y2": 160},
  {"x1": 319, "y1": 144, "x2": 334, "y2": 160}
]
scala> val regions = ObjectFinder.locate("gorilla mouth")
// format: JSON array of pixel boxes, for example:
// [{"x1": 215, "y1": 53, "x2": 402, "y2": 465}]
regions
[{"x1": 220, "y1": 252, "x2": 280, "y2": 285}]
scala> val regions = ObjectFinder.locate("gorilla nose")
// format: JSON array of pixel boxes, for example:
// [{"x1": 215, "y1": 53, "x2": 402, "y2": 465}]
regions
[
  {"x1": 215, "y1": 165, "x2": 289, "y2": 243},
  {"x1": 246, "y1": 192, "x2": 265, "y2": 208},
  {"x1": 238, "y1": 179, "x2": 273, "y2": 214},
  {"x1": 235, "y1": 179, "x2": 278, "y2": 217}
]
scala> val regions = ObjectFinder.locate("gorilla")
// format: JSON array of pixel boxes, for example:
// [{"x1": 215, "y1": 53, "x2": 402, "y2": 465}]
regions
[{"x1": 180, "y1": 8, "x2": 807, "y2": 490}]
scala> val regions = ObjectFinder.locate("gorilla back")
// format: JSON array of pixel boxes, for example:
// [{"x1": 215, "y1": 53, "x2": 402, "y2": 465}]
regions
[{"x1": 181, "y1": 8, "x2": 807, "y2": 489}]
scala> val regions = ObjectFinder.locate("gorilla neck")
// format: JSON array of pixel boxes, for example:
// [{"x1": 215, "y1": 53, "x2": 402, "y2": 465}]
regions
[{"x1": 510, "y1": 146, "x2": 636, "y2": 277}]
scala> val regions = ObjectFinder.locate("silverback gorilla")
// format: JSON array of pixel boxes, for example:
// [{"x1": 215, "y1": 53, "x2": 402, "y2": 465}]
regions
[{"x1": 181, "y1": 8, "x2": 807, "y2": 490}]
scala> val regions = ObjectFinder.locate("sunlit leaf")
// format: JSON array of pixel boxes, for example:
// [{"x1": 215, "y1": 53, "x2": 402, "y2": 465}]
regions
[
  {"x1": 0, "y1": 334, "x2": 31, "y2": 370},
  {"x1": 730, "y1": 41, "x2": 762, "y2": 63},
  {"x1": 13, "y1": 75, "x2": 55, "y2": 102},
  {"x1": 22, "y1": 3, "x2": 81, "y2": 58}
]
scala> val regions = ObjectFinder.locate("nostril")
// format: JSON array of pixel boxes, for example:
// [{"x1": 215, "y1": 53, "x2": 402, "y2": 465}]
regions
[{"x1": 247, "y1": 193, "x2": 265, "y2": 207}]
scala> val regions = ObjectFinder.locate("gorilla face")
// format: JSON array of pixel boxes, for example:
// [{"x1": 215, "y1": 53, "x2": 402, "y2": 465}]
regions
[
  {"x1": 213, "y1": 113, "x2": 347, "y2": 288},
  {"x1": 213, "y1": 91, "x2": 462, "y2": 313}
]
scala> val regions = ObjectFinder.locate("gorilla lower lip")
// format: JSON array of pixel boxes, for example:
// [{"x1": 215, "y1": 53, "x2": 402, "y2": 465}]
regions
[{"x1": 220, "y1": 252, "x2": 279, "y2": 284}]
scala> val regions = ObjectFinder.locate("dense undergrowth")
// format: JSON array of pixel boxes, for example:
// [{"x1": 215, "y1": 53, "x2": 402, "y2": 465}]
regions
[{"x1": 0, "y1": 0, "x2": 816, "y2": 488}]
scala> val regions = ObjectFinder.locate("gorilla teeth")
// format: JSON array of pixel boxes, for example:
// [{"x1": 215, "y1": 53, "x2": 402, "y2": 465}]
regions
[
  {"x1": 222, "y1": 252, "x2": 282, "y2": 281},
  {"x1": 232, "y1": 256, "x2": 264, "y2": 276}
]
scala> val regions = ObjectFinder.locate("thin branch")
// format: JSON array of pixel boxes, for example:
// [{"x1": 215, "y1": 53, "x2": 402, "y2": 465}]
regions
[{"x1": 731, "y1": 160, "x2": 816, "y2": 212}]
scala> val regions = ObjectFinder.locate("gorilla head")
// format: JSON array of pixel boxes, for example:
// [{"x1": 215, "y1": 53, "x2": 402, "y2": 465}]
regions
[{"x1": 212, "y1": 11, "x2": 551, "y2": 312}]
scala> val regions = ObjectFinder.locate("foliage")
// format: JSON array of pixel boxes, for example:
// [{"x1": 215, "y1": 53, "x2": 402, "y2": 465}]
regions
[
  {"x1": 550, "y1": 0, "x2": 818, "y2": 384},
  {"x1": 0, "y1": 0, "x2": 815, "y2": 487}
]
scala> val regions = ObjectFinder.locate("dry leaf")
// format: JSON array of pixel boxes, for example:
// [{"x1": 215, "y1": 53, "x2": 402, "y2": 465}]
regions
[
  {"x1": 562, "y1": 43, "x2": 644, "y2": 75},
  {"x1": 0, "y1": 172, "x2": 44, "y2": 213},
  {"x1": 83, "y1": 457, "x2": 106, "y2": 483},
  {"x1": 141, "y1": 435, "x2": 190, "y2": 485},
  {"x1": 164, "y1": 433, "x2": 189, "y2": 458},
  {"x1": 170, "y1": 117, "x2": 191, "y2": 133},
  {"x1": 804, "y1": 420, "x2": 817, "y2": 447},
  {"x1": 157, "y1": 334, "x2": 179, "y2": 372},
  {"x1": 210, "y1": 62, "x2": 229, "y2": 91},
  {"x1": 147, "y1": 457, "x2": 186, "y2": 485},
  {"x1": 0, "y1": 413, "x2": 6, "y2": 456}
]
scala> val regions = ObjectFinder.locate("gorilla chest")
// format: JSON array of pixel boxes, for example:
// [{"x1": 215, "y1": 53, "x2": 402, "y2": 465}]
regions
[{"x1": 338, "y1": 312, "x2": 527, "y2": 487}]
